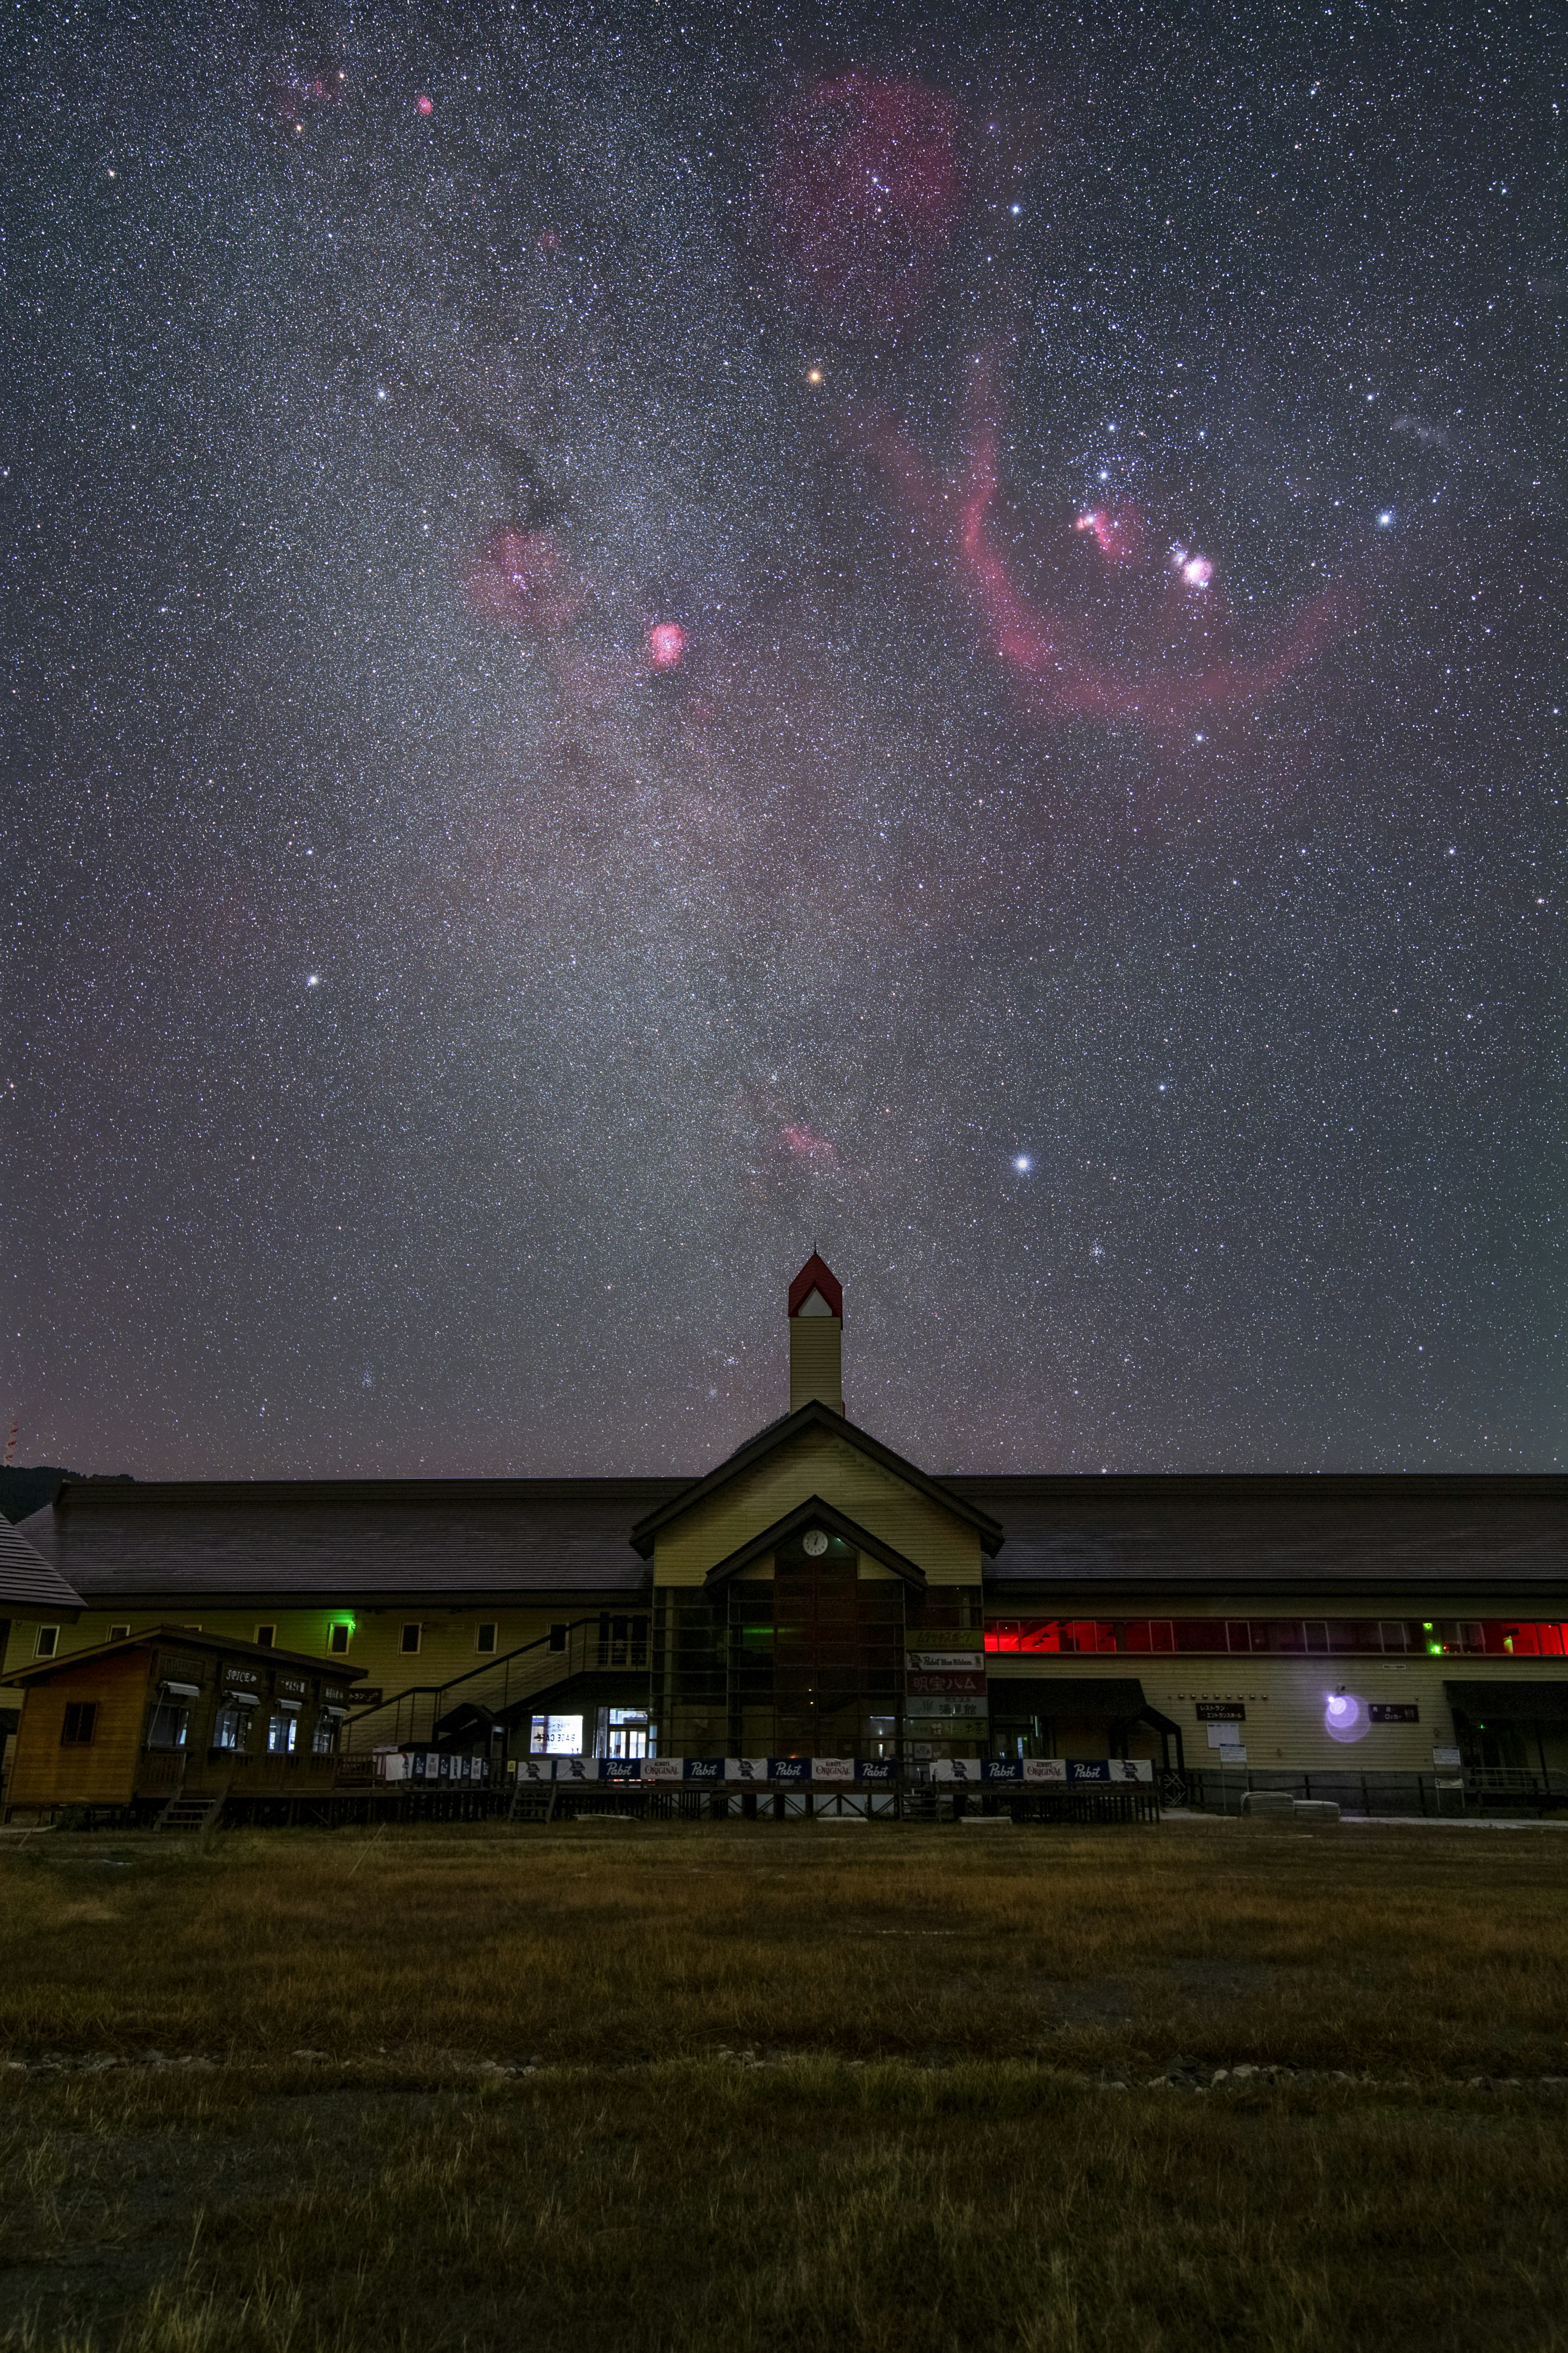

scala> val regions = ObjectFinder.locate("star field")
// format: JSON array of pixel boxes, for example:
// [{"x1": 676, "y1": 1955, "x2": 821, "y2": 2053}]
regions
[{"x1": 5, "y1": 3, "x2": 1565, "y2": 1475}]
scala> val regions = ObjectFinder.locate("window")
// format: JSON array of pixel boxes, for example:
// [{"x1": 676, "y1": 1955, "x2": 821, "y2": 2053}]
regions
[
  {"x1": 109, "y1": 1624, "x2": 131, "y2": 1642},
  {"x1": 400, "y1": 1623, "x2": 422, "y2": 1655},
  {"x1": 146, "y1": 1702, "x2": 189, "y2": 1751},
  {"x1": 327, "y1": 1623, "x2": 351, "y2": 1655},
  {"x1": 60, "y1": 1702, "x2": 97, "y2": 1746},
  {"x1": 548, "y1": 1623, "x2": 568, "y2": 1652},
  {"x1": 529, "y1": 1713, "x2": 583, "y2": 1755},
  {"x1": 34, "y1": 1626, "x2": 59, "y2": 1659},
  {"x1": 312, "y1": 1713, "x2": 339, "y2": 1757},
  {"x1": 267, "y1": 1710, "x2": 298, "y2": 1755},
  {"x1": 255, "y1": 1625, "x2": 276, "y2": 1649},
  {"x1": 476, "y1": 1623, "x2": 497, "y2": 1655},
  {"x1": 213, "y1": 1700, "x2": 250, "y2": 1752}
]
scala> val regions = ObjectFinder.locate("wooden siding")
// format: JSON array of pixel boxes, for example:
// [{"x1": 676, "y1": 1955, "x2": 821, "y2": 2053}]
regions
[
  {"x1": 6, "y1": 1649, "x2": 151, "y2": 1808},
  {"x1": 653, "y1": 1426, "x2": 984, "y2": 1588}
]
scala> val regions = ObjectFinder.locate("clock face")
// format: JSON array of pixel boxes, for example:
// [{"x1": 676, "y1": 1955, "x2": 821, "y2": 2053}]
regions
[{"x1": 802, "y1": 1528, "x2": 829, "y2": 1557}]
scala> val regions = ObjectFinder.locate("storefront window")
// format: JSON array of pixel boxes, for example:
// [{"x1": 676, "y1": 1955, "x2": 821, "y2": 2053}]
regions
[
  {"x1": 267, "y1": 1710, "x2": 298, "y2": 1755},
  {"x1": 530, "y1": 1713, "x2": 583, "y2": 1755},
  {"x1": 146, "y1": 1701, "x2": 189, "y2": 1751}
]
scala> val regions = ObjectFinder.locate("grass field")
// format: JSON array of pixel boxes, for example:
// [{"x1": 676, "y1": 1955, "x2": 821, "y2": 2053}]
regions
[{"x1": 3, "y1": 1816, "x2": 1567, "y2": 2351}]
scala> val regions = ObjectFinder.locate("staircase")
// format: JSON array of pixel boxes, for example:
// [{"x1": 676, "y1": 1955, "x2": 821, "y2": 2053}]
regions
[
  {"x1": 343, "y1": 1616, "x2": 646, "y2": 1758},
  {"x1": 508, "y1": 1778, "x2": 557, "y2": 1824},
  {"x1": 152, "y1": 1793, "x2": 225, "y2": 1835}
]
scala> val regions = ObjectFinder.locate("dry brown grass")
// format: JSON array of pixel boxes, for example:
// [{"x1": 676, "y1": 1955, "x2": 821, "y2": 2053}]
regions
[
  {"x1": 3, "y1": 1820, "x2": 1568, "y2": 2351},
  {"x1": 2, "y1": 1817, "x2": 1566, "y2": 2075}
]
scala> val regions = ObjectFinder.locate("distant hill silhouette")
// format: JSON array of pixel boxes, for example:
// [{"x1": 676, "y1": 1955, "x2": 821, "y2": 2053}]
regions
[{"x1": 0, "y1": 1467, "x2": 134, "y2": 1524}]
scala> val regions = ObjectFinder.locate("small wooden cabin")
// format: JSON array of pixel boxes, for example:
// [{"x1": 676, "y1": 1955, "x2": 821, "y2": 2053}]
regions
[{"x1": 2, "y1": 1627, "x2": 363, "y2": 1822}]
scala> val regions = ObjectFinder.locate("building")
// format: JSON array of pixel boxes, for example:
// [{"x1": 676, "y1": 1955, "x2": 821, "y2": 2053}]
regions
[
  {"x1": 4, "y1": 1255, "x2": 1567, "y2": 1806},
  {"x1": 4, "y1": 1627, "x2": 363, "y2": 1823}
]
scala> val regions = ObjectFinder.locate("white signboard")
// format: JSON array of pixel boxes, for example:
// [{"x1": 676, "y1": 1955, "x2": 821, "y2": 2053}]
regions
[
  {"x1": 723, "y1": 1758, "x2": 771, "y2": 1783},
  {"x1": 1431, "y1": 1746, "x2": 1462, "y2": 1769},
  {"x1": 906, "y1": 1653, "x2": 987, "y2": 1674},
  {"x1": 1216, "y1": 1743, "x2": 1247, "y2": 1765},
  {"x1": 813, "y1": 1757, "x2": 855, "y2": 1783},
  {"x1": 644, "y1": 1757, "x2": 684, "y2": 1782}
]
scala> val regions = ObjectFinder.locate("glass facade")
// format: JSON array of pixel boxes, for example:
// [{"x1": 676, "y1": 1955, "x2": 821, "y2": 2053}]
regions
[{"x1": 653, "y1": 1538, "x2": 987, "y2": 1758}]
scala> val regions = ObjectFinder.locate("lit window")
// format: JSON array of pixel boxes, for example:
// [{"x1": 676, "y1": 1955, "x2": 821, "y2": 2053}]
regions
[
  {"x1": 328, "y1": 1623, "x2": 351, "y2": 1655},
  {"x1": 34, "y1": 1626, "x2": 59, "y2": 1659},
  {"x1": 60, "y1": 1702, "x2": 97, "y2": 1746},
  {"x1": 476, "y1": 1623, "x2": 497, "y2": 1654},
  {"x1": 267, "y1": 1711, "x2": 298, "y2": 1755},
  {"x1": 255, "y1": 1625, "x2": 276, "y2": 1649},
  {"x1": 529, "y1": 1713, "x2": 583, "y2": 1755},
  {"x1": 312, "y1": 1713, "x2": 338, "y2": 1756},
  {"x1": 400, "y1": 1624, "x2": 422, "y2": 1655}
]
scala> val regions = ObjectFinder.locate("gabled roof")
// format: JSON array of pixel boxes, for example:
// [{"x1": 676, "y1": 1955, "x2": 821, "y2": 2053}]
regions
[
  {"x1": 0, "y1": 1516, "x2": 84, "y2": 1619},
  {"x1": 703, "y1": 1495, "x2": 927, "y2": 1590},
  {"x1": 629, "y1": 1398, "x2": 1005, "y2": 1559},
  {"x1": 5, "y1": 1624, "x2": 366, "y2": 1687},
  {"x1": 788, "y1": 1253, "x2": 842, "y2": 1318}
]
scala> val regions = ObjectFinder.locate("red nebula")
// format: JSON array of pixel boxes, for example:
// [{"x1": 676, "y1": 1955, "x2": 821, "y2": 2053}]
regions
[
  {"x1": 464, "y1": 529, "x2": 586, "y2": 636},
  {"x1": 764, "y1": 73, "x2": 965, "y2": 339},
  {"x1": 781, "y1": 1123, "x2": 838, "y2": 1166},
  {"x1": 647, "y1": 620, "x2": 687, "y2": 669},
  {"x1": 859, "y1": 368, "x2": 1347, "y2": 730},
  {"x1": 415, "y1": 92, "x2": 434, "y2": 116},
  {"x1": 1075, "y1": 504, "x2": 1146, "y2": 567}
]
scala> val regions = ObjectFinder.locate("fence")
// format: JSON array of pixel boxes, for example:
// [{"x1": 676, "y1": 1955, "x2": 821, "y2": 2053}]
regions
[{"x1": 1183, "y1": 1764, "x2": 1568, "y2": 1817}]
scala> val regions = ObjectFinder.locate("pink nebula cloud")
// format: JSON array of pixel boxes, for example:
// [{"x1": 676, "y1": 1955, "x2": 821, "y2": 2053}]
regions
[
  {"x1": 647, "y1": 620, "x2": 687, "y2": 669},
  {"x1": 860, "y1": 369, "x2": 1347, "y2": 729},
  {"x1": 764, "y1": 74, "x2": 965, "y2": 339},
  {"x1": 463, "y1": 529, "x2": 587, "y2": 636}
]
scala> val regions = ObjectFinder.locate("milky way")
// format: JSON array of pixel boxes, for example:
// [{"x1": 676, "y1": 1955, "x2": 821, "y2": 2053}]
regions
[{"x1": 5, "y1": 4, "x2": 1565, "y2": 1477}]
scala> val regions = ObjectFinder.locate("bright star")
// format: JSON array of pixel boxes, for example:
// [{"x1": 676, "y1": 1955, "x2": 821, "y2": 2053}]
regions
[{"x1": 1013, "y1": 1154, "x2": 1031, "y2": 1173}]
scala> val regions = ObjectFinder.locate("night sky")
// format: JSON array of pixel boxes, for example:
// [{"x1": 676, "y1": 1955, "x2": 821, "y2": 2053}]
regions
[{"x1": 6, "y1": 4, "x2": 1565, "y2": 1478}]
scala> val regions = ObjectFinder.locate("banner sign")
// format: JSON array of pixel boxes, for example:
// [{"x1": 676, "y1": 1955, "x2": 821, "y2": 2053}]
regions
[
  {"x1": 1195, "y1": 1702, "x2": 1245, "y2": 1722},
  {"x1": 1370, "y1": 1703, "x2": 1419, "y2": 1724},
  {"x1": 906, "y1": 1652, "x2": 987, "y2": 1675},
  {"x1": 347, "y1": 1688, "x2": 384, "y2": 1709},
  {"x1": 408, "y1": 1752, "x2": 489, "y2": 1783},
  {"x1": 906, "y1": 1671, "x2": 989, "y2": 1699},
  {"x1": 519, "y1": 1756, "x2": 904, "y2": 1786}
]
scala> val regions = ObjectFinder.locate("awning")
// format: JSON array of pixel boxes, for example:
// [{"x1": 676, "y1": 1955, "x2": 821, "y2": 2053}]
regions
[
  {"x1": 228, "y1": 1691, "x2": 260, "y2": 1708},
  {"x1": 275, "y1": 1697, "x2": 303, "y2": 1713},
  {"x1": 161, "y1": 1681, "x2": 201, "y2": 1700},
  {"x1": 322, "y1": 1704, "x2": 348, "y2": 1720},
  {"x1": 1446, "y1": 1680, "x2": 1568, "y2": 1723},
  {"x1": 986, "y1": 1676, "x2": 1149, "y2": 1720}
]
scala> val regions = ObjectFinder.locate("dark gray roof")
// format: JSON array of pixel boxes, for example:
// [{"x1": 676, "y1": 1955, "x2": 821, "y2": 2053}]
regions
[
  {"x1": 20, "y1": 1479, "x2": 683, "y2": 1607},
  {"x1": 947, "y1": 1475, "x2": 1568, "y2": 1598},
  {"x1": 0, "y1": 1516, "x2": 84, "y2": 1617},
  {"x1": 17, "y1": 1471, "x2": 1568, "y2": 1613}
]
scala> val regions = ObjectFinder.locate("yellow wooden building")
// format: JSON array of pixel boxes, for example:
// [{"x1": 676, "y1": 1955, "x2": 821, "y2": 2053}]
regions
[{"x1": 4, "y1": 1254, "x2": 1567, "y2": 1813}]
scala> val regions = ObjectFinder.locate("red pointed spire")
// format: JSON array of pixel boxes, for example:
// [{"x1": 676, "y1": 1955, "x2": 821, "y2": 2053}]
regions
[{"x1": 788, "y1": 1252, "x2": 843, "y2": 1319}]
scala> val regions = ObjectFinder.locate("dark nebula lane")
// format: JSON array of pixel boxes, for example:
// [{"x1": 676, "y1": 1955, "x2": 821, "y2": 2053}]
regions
[{"x1": 4, "y1": 4, "x2": 1564, "y2": 1476}]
